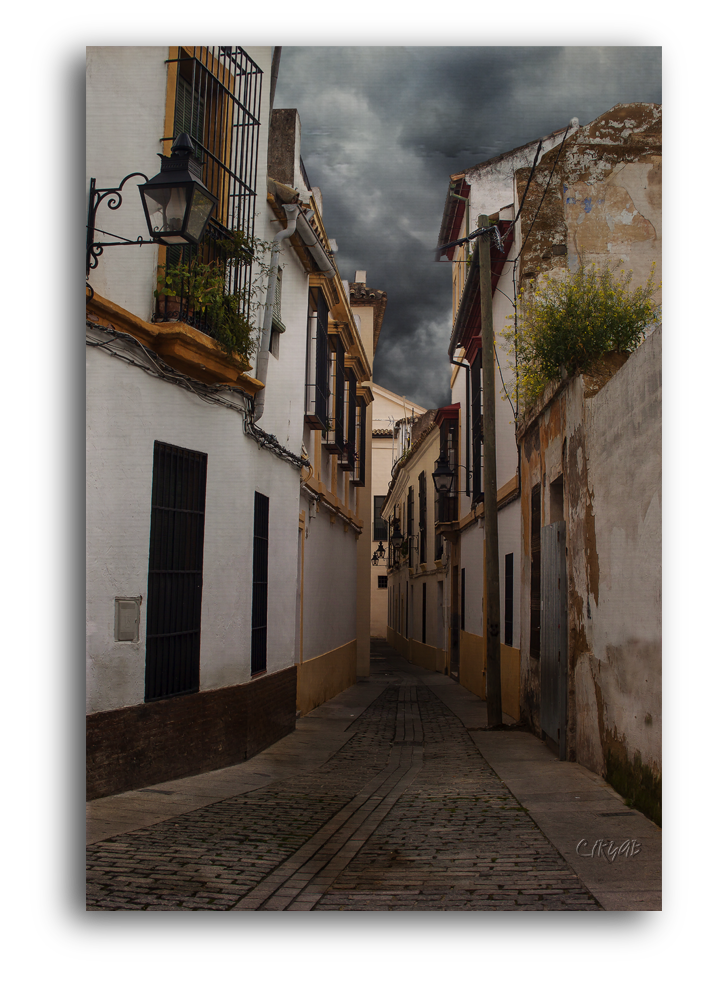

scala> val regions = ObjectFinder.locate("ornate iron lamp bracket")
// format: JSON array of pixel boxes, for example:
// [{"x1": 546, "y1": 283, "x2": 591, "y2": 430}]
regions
[{"x1": 86, "y1": 172, "x2": 151, "y2": 280}]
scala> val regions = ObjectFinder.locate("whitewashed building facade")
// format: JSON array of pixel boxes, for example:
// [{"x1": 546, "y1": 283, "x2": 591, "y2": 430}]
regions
[{"x1": 86, "y1": 46, "x2": 375, "y2": 797}]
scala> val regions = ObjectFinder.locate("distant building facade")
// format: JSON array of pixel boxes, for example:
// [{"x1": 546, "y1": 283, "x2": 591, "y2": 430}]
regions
[{"x1": 369, "y1": 384, "x2": 427, "y2": 637}]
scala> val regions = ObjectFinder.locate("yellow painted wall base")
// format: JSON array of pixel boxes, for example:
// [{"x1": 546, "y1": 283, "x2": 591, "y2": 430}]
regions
[
  {"x1": 386, "y1": 628, "x2": 446, "y2": 674},
  {"x1": 387, "y1": 626, "x2": 409, "y2": 661},
  {"x1": 460, "y1": 630, "x2": 520, "y2": 721},
  {"x1": 409, "y1": 638, "x2": 446, "y2": 673},
  {"x1": 460, "y1": 630, "x2": 486, "y2": 699},
  {"x1": 297, "y1": 639, "x2": 357, "y2": 717}
]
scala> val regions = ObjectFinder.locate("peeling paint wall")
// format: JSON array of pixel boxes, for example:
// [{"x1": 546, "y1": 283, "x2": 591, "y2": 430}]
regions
[
  {"x1": 516, "y1": 103, "x2": 661, "y2": 303},
  {"x1": 516, "y1": 329, "x2": 661, "y2": 823}
]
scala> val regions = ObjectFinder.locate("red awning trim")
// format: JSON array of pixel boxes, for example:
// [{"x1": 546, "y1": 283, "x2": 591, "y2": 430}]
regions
[{"x1": 435, "y1": 402, "x2": 461, "y2": 426}]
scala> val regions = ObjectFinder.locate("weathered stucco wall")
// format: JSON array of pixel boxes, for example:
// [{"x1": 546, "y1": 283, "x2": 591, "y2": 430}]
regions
[
  {"x1": 517, "y1": 328, "x2": 661, "y2": 824},
  {"x1": 575, "y1": 328, "x2": 661, "y2": 820},
  {"x1": 516, "y1": 103, "x2": 661, "y2": 303}
]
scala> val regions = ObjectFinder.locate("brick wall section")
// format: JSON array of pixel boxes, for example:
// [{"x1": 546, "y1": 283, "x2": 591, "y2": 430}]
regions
[{"x1": 87, "y1": 666, "x2": 297, "y2": 800}]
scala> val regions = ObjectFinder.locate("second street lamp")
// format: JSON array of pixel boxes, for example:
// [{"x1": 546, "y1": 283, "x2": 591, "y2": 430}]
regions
[
  {"x1": 432, "y1": 452, "x2": 455, "y2": 496},
  {"x1": 390, "y1": 523, "x2": 404, "y2": 555}
]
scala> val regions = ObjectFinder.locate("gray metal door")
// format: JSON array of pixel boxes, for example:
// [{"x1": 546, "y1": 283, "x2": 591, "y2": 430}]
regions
[{"x1": 540, "y1": 521, "x2": 568, "y2": 759}]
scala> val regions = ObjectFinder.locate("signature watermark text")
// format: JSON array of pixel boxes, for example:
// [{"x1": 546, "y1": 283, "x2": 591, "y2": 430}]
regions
[{"x1": 576, "y1": 838, "x2": 642, "y2": 862}]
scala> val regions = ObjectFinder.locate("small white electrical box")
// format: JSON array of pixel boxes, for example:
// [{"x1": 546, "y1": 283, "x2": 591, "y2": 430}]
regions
[{"x1": 114, "y1": 597, "x2": 141, "y2": 642}]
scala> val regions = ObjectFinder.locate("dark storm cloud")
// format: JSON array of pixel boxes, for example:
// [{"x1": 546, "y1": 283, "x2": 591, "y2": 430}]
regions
[{"x1": 273, "y1": 47, "x2": 661, "y2": 408}]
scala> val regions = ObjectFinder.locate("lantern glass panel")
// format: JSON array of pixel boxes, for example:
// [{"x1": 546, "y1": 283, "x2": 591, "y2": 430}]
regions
[
  {"x1": 143, "y1": 185, "x2": 190, "y2": 243},
  {"x1": 185, "y1": 188, "x2": 216, "y2": 242}
]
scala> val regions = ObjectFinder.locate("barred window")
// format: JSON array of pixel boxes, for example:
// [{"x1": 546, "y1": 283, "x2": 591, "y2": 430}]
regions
[
  {"x1": 157, "y1": 47, "x2": 263, "y2": 339},
  {"x1": 145, "y1": 442, "x2": 207, "y2": 701},
  {"x1": 373, "y1": 495, "x2": 388, "y2": 541},
  {"x1": 418, "y1": 471, "x2": 427, "y2": 564},
  {"x1": 305, "y1": 287, "x2": 330, "y2": 430}
]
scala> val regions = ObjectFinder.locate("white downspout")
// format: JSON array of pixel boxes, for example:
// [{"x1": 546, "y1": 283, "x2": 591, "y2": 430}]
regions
[{"x1": 253, "y1": 203, "x2": 299, "y2": 423}]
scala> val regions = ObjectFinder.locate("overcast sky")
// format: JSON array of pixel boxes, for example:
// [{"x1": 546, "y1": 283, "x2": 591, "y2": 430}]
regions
[{"x1": 273, "y1": 46, "x2": 661, "y2": 409}]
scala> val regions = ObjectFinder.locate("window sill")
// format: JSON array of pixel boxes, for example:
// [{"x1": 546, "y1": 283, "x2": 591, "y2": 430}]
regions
[{"x1": 87, "y1": 289, "x2": 264, "y2": 396}]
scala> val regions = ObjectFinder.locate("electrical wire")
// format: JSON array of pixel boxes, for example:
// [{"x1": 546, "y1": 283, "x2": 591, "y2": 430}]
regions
[
  {"x1": 512, "y1": 124, "x2": 570, "y2": 267},
  {"x1": 87, "y1": 322, "x2": 246, "y2": 408},
  {"x1": 508, "y1": 124, "x2": 572, "y2": 416},
  {"x1": 86, "y1": 320, "x2": 308, "y2": 470}
]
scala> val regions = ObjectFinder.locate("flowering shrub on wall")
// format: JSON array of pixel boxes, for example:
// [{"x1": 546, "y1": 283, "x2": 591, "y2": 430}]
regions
[{"x1": 502, "y1": 262, "x2": 660, "y2": 406}]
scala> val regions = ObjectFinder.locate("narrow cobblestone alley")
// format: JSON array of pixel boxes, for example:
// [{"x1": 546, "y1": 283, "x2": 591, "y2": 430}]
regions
[{"x1": 86, "y1": 640, "x2": 638, "y2": 910}]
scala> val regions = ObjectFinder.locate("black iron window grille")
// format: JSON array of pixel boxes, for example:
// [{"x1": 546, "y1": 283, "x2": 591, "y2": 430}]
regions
[
  {"x1": 305, "y1": 287, "x2": 330, "y2": 430},
  {"x1": 422, "y1": 582, "x2": 427, "y2": 644},
  {"x1": 471, "y1": 349, "x2": 483, "y2": 499},
  {"x1": 435, "y1": 419, "x2": 459, "y2": 523},
  {"x1": 339, "y1": 371, "x2": 358, "y2": 472},
  {"x1": 155, "y1": 47, "x2": 263, "y2": 340},
  {"x1": 461, "y1": 567, "x2": 466, "y2": 632},
  {"x1": 418, "y1": 471, "x2": 427, "y2": 563},
  {"x1": 505, "y1": 552, "x2": 514, "y2": 647},
  {"x1": 407, "y1": 486, "x2": 414, "y2": 568},
  {"x1": 530, "y1": 486, "x2": 541, "y2": 657},
  {"x1": 351, "y1": 397, "x2": 367, "y2": 486},
  {"x1": 326, "y1": 335, "x2": 345, "y2": 453},
  {"x1": 251, "y1": 491, "x2": 270, "y2": 675},
  {"x1": 378, "y1": 575, "x2": 388, "y2": 589},
  {"x1": 373, "y1": 495, "x2": 388, "y2": 541},
  {"x1": 145, "y1": 441, "x2": 207, "y2": 701}
]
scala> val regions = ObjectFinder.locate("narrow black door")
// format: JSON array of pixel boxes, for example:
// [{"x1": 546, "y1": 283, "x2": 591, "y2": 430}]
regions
[
  {"x1": 145, "y1": 441, "x2": 207, "y2": 701},
  {"x1": 251, "y1": 492, "x2": 270, "y2": 674}
]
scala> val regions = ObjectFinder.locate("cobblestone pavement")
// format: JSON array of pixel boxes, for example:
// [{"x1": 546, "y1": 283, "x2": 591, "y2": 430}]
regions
[{"x1": 86, "y1": 665, "x2": 602, "y2": 911}]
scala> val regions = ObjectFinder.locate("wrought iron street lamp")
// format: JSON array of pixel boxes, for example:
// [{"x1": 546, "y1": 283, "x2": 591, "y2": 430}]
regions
[
  {"x1": 86, "y1": 133, "x2": 218, "y2": 280},
  {"x1": 139, "y1": 134, "x2": 217, "y2": 246},
  {"x1": 371, "y1": 541, "x2": 386, "y2": 566},
  {"x1": 431, "y1": 452, "x2": 455, "y2": 496},
  {"x1": 390, "y1": 523, "x2": 404, "y2": 555}
]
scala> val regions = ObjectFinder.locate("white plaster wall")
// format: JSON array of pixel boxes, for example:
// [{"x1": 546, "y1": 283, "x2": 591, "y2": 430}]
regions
[
  {"x1": 464, "y1": 130, "x2": 573, "y2": 223},
  {"x1": 86, "y1": 47, "x2": 168, "y2": 319},
  {"x1": 578, "y1": 329, "x2": 661, "y2": 769},
  {"x1": 254, "y1": 242, "x2": 310, "y2": 459},
  {"x1": 300, "y1": 497, "x2": 357, "y2": 661},
  {"x1": 86, "y1": 345, "x2": 301, "y2": 714},
  {"x1": 461, "y1": 522, "x2": 484, "y2": 638}
]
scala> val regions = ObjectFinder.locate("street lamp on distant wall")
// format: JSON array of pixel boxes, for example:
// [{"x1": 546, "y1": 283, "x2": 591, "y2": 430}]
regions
[
  {"x1": 431, "y1": 452, "x2": 455, "y2": 497},
  {"x1": 432, "y1": 452, "x2": 483, "y2": 505},
  {"x1": 86, "y1": 134, "x2": 218, "y2": 280},
  {"x1": 371, "y1": 541, "x2": 386, "y2": 566}
]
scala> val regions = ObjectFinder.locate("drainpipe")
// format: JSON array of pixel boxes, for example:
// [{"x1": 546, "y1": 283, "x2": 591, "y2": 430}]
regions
[
  {"x1": 253, "y1": 203, "x2": 299, "y2": 423},
  {"x1": 295, "y1": 210, "x2": 335, "y2": 277}
]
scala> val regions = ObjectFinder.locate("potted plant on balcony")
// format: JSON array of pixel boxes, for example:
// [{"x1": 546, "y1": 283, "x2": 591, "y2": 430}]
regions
[{"x1": 154, "y1": 229, "x2": 263, "y2": 359}]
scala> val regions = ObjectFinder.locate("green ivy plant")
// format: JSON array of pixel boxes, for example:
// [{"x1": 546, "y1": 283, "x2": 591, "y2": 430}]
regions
[{"x1": 502, "y1": 261, "x2": 661, "y2": 406}]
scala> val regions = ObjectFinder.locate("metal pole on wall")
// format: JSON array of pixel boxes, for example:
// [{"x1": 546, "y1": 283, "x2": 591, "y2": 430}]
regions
[{"x1": 478, "y1": 214, "x2": 503, "y2": 727}]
